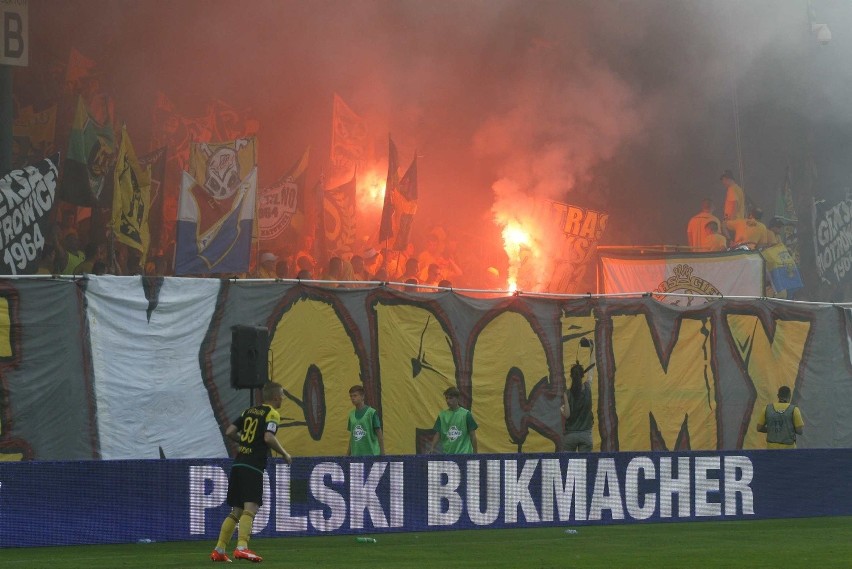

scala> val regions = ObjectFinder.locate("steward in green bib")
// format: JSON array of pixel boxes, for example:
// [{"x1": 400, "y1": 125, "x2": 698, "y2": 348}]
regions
[
  {"x1": 431, "y1": 386, "x2": 478, "y2": 454},
  {"x1": 347, "y1": 384, "x2": 384, "y2": 456}
]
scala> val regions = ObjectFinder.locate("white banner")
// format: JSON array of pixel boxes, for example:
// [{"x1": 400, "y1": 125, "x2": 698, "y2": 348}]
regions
[
  {"x1": 600, "y1": 250, "x2": 764, "y2": 305},
  {"x1": 86, "y1": 276, "x2": 227, "y2": 459}
]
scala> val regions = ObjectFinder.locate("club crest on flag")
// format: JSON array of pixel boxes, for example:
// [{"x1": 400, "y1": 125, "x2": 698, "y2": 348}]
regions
[
  {"x1": 175, "y1": 138, "x2": 257, "y2": 275},
  {"x1": 653, "y1": 264, "x2": 722, "y2": 305},
  {"x1": 198, "y1": 139, "x2": 249, "y2": 200}
]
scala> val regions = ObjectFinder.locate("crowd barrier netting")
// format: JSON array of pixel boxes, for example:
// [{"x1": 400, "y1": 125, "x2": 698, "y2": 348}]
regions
[{"x1": 2, "y1": 449, "x2": 851, "y2": 547}]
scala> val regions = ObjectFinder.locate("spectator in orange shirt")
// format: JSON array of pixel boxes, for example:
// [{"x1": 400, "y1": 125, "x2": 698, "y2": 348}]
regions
[
  {"x1": 721, "y1": 170, "x2": 745, "y2": 221},
  {"x1": 726, "y1": 208, "x2": 772, "y2": 249},
  {"x1": 687, "y1": 199, "x2": 721, "y2": 250},
  {"x1": 702, "y1": 221, "x2": 728, "y2": 252}
]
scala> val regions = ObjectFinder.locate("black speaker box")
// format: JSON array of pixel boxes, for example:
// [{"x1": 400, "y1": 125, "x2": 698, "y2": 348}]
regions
[{"x1": 230, "y1": 326, "x2": 269, "y2": 389}]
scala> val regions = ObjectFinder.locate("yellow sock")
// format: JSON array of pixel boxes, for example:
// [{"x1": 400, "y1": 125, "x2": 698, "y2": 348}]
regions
[
  {"x1": 236, "y1": 511, "x2": 256, "y2": 548},
  {"x1": 215, "y1": 512, "x2": 239, "y2": 550}
]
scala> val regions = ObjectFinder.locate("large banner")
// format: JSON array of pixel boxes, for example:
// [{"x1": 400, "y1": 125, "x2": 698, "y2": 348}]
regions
[
  {"x1": 0, "y1": 155, "x2": 60, "y2": 275},
  {"x1": 1, "y1": 277, "x2": 851, "y2": 464},
  {"x1": 812, "y1": 196, "x2": 852, "y2": 285},
  {"x1": 600, "y1": 250, "x2": 764, "y2": 305},
  {"x1": 1, "y1": 450, "x2": 851, "y2": 547}
]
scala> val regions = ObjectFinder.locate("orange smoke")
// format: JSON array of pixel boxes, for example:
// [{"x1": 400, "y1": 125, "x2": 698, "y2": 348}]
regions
[{"x1": 356, "y1": 166, "x2": 387, "y2": 212}]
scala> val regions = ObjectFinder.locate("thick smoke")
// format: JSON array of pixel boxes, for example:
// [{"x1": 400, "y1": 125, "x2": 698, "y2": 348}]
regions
[{"x1": 19, "y1": 0, "x2": 852, "y2": 291}]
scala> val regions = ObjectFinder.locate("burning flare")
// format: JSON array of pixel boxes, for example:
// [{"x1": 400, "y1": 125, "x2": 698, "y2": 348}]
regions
[
  {"x1": 502, "y1": 221, "x2": 533, "y2": 292},
  {"x1": 356, "y1": 167, "x2": 387, "y2": 212},
  {"x1": 491, "y1": 181, "x2": 553, "y2": 293}
]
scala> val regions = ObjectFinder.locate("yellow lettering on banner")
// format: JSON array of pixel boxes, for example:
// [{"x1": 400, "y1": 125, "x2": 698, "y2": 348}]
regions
[
  {"x1": 375, "y1": 303, "x2": 457, "y2": 454},
  {"x1": 727, "y1": 315, "x2": 810, "y2": 449},
  {"x1": 269, "y1": 297, "x2": 361, "y2": 456},
  {"x1": 0, "y1": 296, "x2": 8, "y2": 439},
  {"x1": 473, "y1": 311, "x2": 551, "y2": 453},
  {"x1": 612, "y1": 315, "x2": 718, "y2": 450},
  {"x1": 563, "y1": 206, "x2": 584, "y2": 236},
  {"x1": 0, "y1": 296, "x2": 9, "y2": 359},
  {"x1": 579, "y1": 211, "x2": 597, "y2": 240}
]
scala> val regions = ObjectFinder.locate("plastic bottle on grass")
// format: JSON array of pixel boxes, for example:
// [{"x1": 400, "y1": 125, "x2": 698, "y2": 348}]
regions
[{"x1": 355, "y1": 537, "x2": 377, "y2": 543}]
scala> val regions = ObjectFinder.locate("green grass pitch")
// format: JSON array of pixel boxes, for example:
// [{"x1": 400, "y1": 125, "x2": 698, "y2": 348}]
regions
[{"x1": 4, "y1": 517, "x2": 852, "y2": 568}]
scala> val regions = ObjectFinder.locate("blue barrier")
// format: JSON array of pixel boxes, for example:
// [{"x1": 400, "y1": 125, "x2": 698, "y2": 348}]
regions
[{"x1": 1, "y1": 449, "x2": 851, "y2": 547}]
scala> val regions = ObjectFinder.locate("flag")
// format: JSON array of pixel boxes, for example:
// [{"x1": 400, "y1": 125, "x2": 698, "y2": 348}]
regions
[
  {"x1": 761, "y1": 243, "x2": 803, "y2": 297},
  {"x1": 150, "y1": 91, "x2": 215, "y2": 171},
  {"x1": 378, "y1": 135, "x2": 399, "y2": 243},
  {"x1": 329, "y1": 93, "x2": 370, "y2": 187},
  {"x1": 111, "y1": 126, "x2": 152, "y2": 265},
  {"x1": 379, "y1": 136, "x2": 418, "y2": 251},
  {"x1": 321, "y1": 174, "x2": 357, "y2": 259},
  {"x1": 775, "y1": 167, "x2": 799, "y2": 266},
  {"x1": 0, "y1": 154, "x2": 61, "y2": 275},
  {"x1": 62, "y1": 95, "x2": 115, "y2": 206},
  {"x1": 211, "y1": 99, "x2": 260, "y2": 142},
  {"x1": 12, "y1": 104, "x2": 57, "y2": 170},
  {"x1": 393, "y1": 155, "x2": 418, "y2": 251},
  {"x1": 64, "y1": 48, "x2": 95, "y2": 94},
  {"x1": 174, "y1": 138, "x2": 258, "y2": 275},
  {"x1": 544, "y1": 200, "x2": 609, "y2": 293},
  {"x1": 600, "y1": 251, "x2": 765, "y2": 306},
  {"x1": 138, "y1": 146, "x2": 168, "y2": 253},
  {"x1": 258, "y1": 147, "x2": 310, "y2": 247}
]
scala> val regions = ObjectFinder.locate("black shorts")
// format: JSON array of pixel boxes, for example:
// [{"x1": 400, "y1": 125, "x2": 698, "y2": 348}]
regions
[{"x1": 227, "y1": 465, "x2": 264, "y2": 507}]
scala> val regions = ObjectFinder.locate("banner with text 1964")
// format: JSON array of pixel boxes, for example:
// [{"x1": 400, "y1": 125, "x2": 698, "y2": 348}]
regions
[
  {"x1": 812, "y1": 196, "x2": 852, "y2": 286},
  {"x1": 0, "y1": 154, "x2": 60, "y2": 275}
]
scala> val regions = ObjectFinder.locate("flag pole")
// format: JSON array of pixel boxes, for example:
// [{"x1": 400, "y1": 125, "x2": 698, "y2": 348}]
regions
[
  {"x1": 251, "y1": 153, "x2": 260, "y2": 277},
  {"x1": 393, "y1": 240, "x2": 400, "y2": 278},
  {"x1": 317, "y1": 168, "x2": 327, "y2": 268}
]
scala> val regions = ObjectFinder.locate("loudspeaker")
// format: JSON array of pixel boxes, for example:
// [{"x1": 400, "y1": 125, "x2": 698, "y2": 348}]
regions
[{"x1": 230, "y1": 325, "x2": 269, "y2": 389}]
